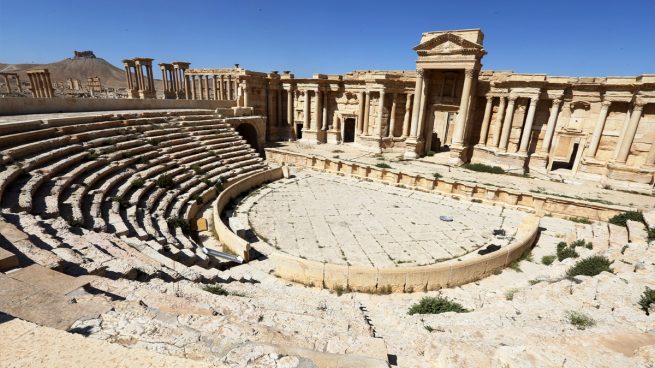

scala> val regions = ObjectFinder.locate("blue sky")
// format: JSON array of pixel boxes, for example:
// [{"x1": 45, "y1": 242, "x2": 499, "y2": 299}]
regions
[{"x1": 1, "y1": 0, "x2": 653, "y2": 77}]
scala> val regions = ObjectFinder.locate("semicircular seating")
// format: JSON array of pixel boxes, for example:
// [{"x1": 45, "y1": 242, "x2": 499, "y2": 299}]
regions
[{"x1": 0, "y1": 110, "x2": 267, "y2": 283}]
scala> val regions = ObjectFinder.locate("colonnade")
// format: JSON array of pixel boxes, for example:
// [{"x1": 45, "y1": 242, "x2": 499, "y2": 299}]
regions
[
  {"x1": 0, "y1": 73, "x2": 22, "y2": 93},
  {"x1": 474, "y1": 94, "x2": 652, "y2": 167},
  {"x1": 159, "y1": 62, "x2": 190, "y2": 99},
  {"x1": 298, "y1": 88, "x2": 414, "y2": 141},
  {"x1": 26, "y1": 69, "x2": 54, "y2": 98},
  {"x1": 122, "y1": 58, "x2": 155, "y2": 99},
  {"x1": 186, "y1": 73, "x2": 238, "y2": 101}
]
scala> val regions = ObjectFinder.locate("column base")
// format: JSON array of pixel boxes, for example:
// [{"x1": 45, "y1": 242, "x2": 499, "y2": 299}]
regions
[
  {"x1": 607, "y1": 161, "x2": 655, "y2": 184},
  {"x1": 448, "y1": 144, "x2": 469, "y2": 165},
  {"x1": 299, "y1": 130, "x2": 321, "y2": 145},
  {"x1": 162, "y1": 91, "x2": 177, "y2": 99},
  {"x1": 469, "y1": 147, "x2": 527, "y2": 173},
  {"x1": 139, "y1": 90, "x2": 156, "y2": 99},
  {"x1": 127, "y1": 89, "x2": 140, "y2": 99},
  {"x1": 327, "y1": 130, "x2": 341, "y2": 145},
  {"x1": 403, "y1": 138, "x2": 424, "y2": 159}
]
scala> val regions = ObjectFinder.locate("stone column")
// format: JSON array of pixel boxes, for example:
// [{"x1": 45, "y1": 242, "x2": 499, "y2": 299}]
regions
[
  {"x1": 417, "y1": 76, "x2": 428, "y2": 139},
  {"x1": 16, "y1": 76, "x2": 22, "y2": 92},
  {"x1": 212, "y1": 76, "x2": 218, "y2": 100},
  {"x1": 408, "y1": 69, "x2": 425, "y2": 139},
  {"x1": 491, "y1": 96, "x2": 507, "y2": 147},
  {"x1": 363, "y1": 91, "x2": 371, "y2": 135},
  {"x1": 586, "y1": 100, "x2": 611, "y2": 158},
  {"x1": 45, "y1": 72, "x2": 53, "y2": 97},
  {"x1": 376, "y1": 91, "x2": 386, "y2": 137},
  {"x1": 219, "y1": 76, "x2": 225, "y2": 100},
  {"x1": 35, "y1": 74, "x2": 44, "y2": 98},
  {"x1": 541, "y1": 98, "x2": 562, "y2": 154},
  {"x1": 277, "y1": 88, "x2": 283, "y2": 127},
  {"x1": 518, "y1": 97, "x2": 539, "y2": 154},
  {"x1": 645, "y1": 140, "x2": 655, "y2": 166},
  {"x1": 388, "y1": 93, "x2": 397, "y2": 137},
  {"x1": 185, "y1": 75, "x2": 191, "y2": 99},
  {"x1": 452, "y1": 69, "x2": 475, "y2": 146},
  {"x1": 322, "y1": 90, "x2": 329, "y2": 130},
  {"x1": 287, "y1": 88, "x2": 294, "y2": 126},
  {"x1": 477, "y1": 95, "x2": 494, "y2": 145},
  {"x1": 124, "y1": 66, "x2": 132, "y2": 90},
  {"x1": 147, "y1": 66, "x2": 155, "y2": 91},
  {"x1": 402, "y1": 94, "x2": 412, "y2": 137},
  {"x1": 616, "y1": 102, "x2": 644, "y2": 163},
  {"x1": 190, "y1": 76, "x2": 197, "y2": 100},
  {"x1": 357, "y1": 91, "x2": 365, "y2": 134},
  {"x1": 267, "y1": 87, "x2": 275, "y2": 126},
  {"x1": 314, "y1": 90, "x2": 322, "y2": 132},
  {"x1": 498, "y1": 95, "x2": 517, "y2": 151},
  {"x1": 243, "y1": 86, "x2": 250, "y2": 107},
  {"x1": 227, "y1": 76, "x2": 233, "y2": 99},
  {"x1": 303, "y1": 90, "x2": 311, "y2": 130},
  {"x1": 27, "y1": 74, "x2": 35, "y2": 97}
]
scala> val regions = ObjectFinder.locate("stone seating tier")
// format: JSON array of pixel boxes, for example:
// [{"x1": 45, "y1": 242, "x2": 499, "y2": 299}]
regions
[{"x1": 0, "y1": 110, "x2": 266, "y2": 283}]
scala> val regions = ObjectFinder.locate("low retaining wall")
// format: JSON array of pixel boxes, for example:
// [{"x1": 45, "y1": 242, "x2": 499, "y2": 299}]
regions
[
  {"x1": 212, "y1": 167, "x2": 284, "y2": 261},
  {"x1": 0, "y1": 97, "x2": 235, "y2": 116},
  {"x1": 265, "y1": 148, "x2": 631, "y2": 222},
  {"x1": 271, "y1": 215, "x2": 540, "y2": 293}
]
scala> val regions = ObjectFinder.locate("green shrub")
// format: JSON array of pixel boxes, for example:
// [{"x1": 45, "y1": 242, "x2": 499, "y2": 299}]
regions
[
  {"x1": 462, "y1": 163, "x2": 505, "y2": 174},
  {"x1": 542, "y1": 255, "x2": 556, "y2": 265},
  {"x1": 505, "y1": 288, "x2": 519, "y2": 301},
  {"x1": 215, "y1": 181, "x2": 224, "y2": 193},
  {"x1": 570, "y1": 239, "x2": 593, "y2": 250},
  {"x1": 433, "y1": 172, "x2": 442, "y2": 179},
  {"x1": 639, "y1": 287, "x2": 655, "y2": 315},
  {"x1": 157, "y1": 174, "x2": 175, "y2": 189},
  {"x1": 131, "y1": 178, "x2": 145, "y2": 188},
  {"x1": 84, "y1": 150, "x2": 99, "y2": 161},
  {"x1": 648, "y1": 227, "x2": 655, "y2": 243},
  {"x1": 508, "y1": 249, "x2": 533, "y2": 272},
  {"x1": 408, "y1": 296, "x2": 469, "y2": 315},
  {"x1": 66, "y1": 217, "x2": 84, "y2": 228},
  {"x1": 557, "y1": 241, "x2": 579, "y2": 261},
  {"x1": 568, "y1": 217, "x2": 591, "y2": 224},
  {"x1": 203, "y1": 284, "x2": 229, "y2": 296},
  {"x1": 566, "y1": 311, "x2": 595, "y2": 330},
  {"x1": 566, "y1": 256, "x2": 613, "y2": 277},
  {"x1": 191, "y1": 164, "x2": 203, "y2": 175},
  {"x1": 375, "y1": 163, "x2": 392, "y2": 169},
  {"x1": 112, "y1": 196, "x2": 129, "y2": 209},
  {"x1": 608, "y1": 211, "x2": 645, "y2": 227},
  {"x1": 191, "y1": 194, "x2": 203, "y2": 204},
  {"x1": 167, "y1": 216, "x2": 190, "y2": 235},
  {"x1": 426, "y1": 150, "x2": 436, "y2": 157}
]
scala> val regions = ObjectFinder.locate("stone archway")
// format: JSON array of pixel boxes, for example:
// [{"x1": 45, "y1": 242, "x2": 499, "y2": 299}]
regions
[{"x1": 235, "y1": 123, "x2": 260, "y2": 152}]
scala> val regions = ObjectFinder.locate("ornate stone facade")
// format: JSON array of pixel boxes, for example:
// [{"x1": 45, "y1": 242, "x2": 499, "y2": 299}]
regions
[{"x1": 211, "y1": 29, "x2": 653, "y2": 188}]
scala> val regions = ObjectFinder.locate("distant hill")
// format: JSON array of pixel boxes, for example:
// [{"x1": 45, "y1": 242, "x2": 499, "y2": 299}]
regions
[{"x1": 0, "y1": 55, "x2": 131, "y2": 89}]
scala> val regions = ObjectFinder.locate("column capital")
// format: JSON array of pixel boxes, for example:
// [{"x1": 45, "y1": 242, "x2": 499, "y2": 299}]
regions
[
  {"x1": 601, "y1": 100, "x2": 612, "y2": 108},
  {"x1": 464, "y1": 68, "x2": 476, "y2": 78},
  {"x1": 633, "y1": 100, "x2": 646, "y2": 110},
  {"x1": 416, "y1": 68, "x2": 425, "y2": 77},
  {"x1": 508, "y1": 95, "x2": 518, "y2": 102},
  {"x1": 485, "y1": 94, "x2": 494, "y2": 102},
  {"x1": 552, "y1": 98, "x2": 562, "y2": 106},
  {"x1": 529, "y1": 97, "x2": 539, "y2": 107}
]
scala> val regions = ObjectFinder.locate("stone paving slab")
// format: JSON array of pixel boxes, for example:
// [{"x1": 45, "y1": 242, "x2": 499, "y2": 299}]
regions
[{"x1": 246, "y1": 171, "x2": 526, "y2": 267}]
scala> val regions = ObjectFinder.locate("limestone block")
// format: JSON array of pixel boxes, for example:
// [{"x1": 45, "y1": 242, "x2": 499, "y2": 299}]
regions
[
  {"x1": 643, "y1": 210, "x2": 655, "y2": 229},
  {"x1": 591, "y1": 221, "x2": 610, "y2": 251},
  {"x1": 608, "y1": 224, "x2": 629, "y2": 250},
  {"x1": 323, "y1": 263, "x2": 348, "y2": 290},
  {"x1": 271, "y1": 252, "x2": 324, "y2": 287},
  {"x1": 195, "y1": 218, "x2": 208, "y2": 232},
  {"x1": 425, "y1": 263, "x2": 452, "y2": 291},
  {"x1": 347, "y1": 266, "x2": 378, "y2": 293},
  {"x1": 626, "y1": 220, "x2": 648, "y2": 244},
  {"x1": 282, "y1": 165, "x2": 290, "y2": 178},
  {"x1": 228, "y1": 217, "x2": 247, "y2": 238},
  {"x1": 377, "y1": 268, "x2": 407, "y2": 293},
  {"x1": 448, "y1": 258, "x2": 486, "y2": 287}
]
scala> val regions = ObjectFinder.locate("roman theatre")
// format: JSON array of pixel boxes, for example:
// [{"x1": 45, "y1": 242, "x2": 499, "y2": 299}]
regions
[{"x1": 0, "y1": 29, "x2": 654, "y2": 368}]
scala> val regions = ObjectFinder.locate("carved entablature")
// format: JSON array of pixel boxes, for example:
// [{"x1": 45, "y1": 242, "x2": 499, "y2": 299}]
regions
[
  {"x1": 563, "y1": 100, "x2": 591, "y2": 133},
  {"x1": 413, "y1": 30, "x2": 486, "y2": 70},
  {"x1": 413, "y1": 33, "x2": 486, "y2": 57}
]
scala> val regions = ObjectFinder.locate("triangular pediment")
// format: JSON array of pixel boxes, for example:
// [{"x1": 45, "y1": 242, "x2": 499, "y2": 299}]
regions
[{"x1": 413, "y1": 33, "x2": 484, "y2": 56}]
